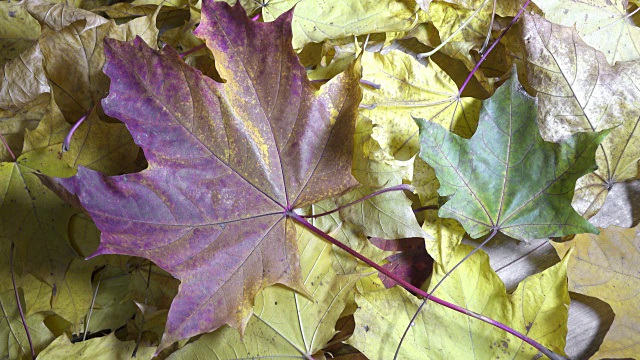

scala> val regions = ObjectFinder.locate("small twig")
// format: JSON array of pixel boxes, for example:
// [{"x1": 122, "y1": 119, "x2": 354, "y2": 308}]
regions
[
  {"x1": 83, "y1": 269, "x2": 105, "y2": 342},
  {"x1": 479, "y1": 0, "x2": 498, "y2": 54},
  {"x1": 10, "y1": 242, "x2": 35, "y2": 360},
  {"x1": 300, "y1": 184, "x2": 414, "y2": 219},
  {"x1": 0, "y1": 133, "x2": 16, "y2": 161},
  {"x1": 132, "y1": 262, "x2": 152, "y2": 358}
]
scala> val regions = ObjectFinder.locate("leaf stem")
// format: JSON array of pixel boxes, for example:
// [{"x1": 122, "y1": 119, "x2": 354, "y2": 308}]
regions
[
  {"x1": 62, "y1": 107, "x2": 93, "y2": 153},
  {"x1": 458, "y1": 0, "x2": 531, "y2": 96},
  {"x1": 83, "y1": 268, "x2": 105, "y2": 342},
  {"x1": 132, "y1": 262, "x2": 153, "y2": 358},
  {"x1": 394, "y1": 228, "x2": 498, "y2": 360},
  {"x1": 300, "y1": 184, "x2": 414, "y2": 219},
  {"x1": 290, "y1": 214, "x2": 566, "y2": 360},
  {"x1": 10, "y1": 242, "x2": 35, "y2": 360},
  {"x1": 179, "y1": 44, "x2": 207, "y2": 58},
  {"x1": 479, "y1": 0, "x2": 498, "y2": 54},
  {"x1": 417, "y1": 0, "x2": 491, "y2": 59},
  {"x1": 412, "y1": 205, "x2": 439, "y2": 213},
  {"x1": 0, "y1": 133, "x2": 16, "y2": 161}
]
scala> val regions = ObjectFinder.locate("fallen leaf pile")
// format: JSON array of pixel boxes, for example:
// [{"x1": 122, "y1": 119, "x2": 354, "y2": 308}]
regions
[{"x1": 0, "y1": 0, "x2": 638, "y2": 359}]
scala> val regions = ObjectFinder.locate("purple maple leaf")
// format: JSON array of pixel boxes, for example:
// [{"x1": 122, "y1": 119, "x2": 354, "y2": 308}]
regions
[{"x1": 51, "y1": 1, "x2": 362, "y2": 351}]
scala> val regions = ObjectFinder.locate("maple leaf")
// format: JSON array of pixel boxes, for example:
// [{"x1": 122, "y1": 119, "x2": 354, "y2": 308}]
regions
[
  {"x1": 533, "y1": 0, "x2": 640, "y2": 64},
  {"x1": 166, "y1": 223, "x2": 360, "y2": 359},
  {"x1": 0, "y1": 97, "x2": 80, "y2": 290},
  {"x1": 416, "y1": 68, "x2": 607, "y2": 240},
  {"x1": 336, "y1": 114, "x2": 424, "y2": 241},
  {"x1": 520, "y1": 13, "x2": 640, "y2": 220},
  {"x1": 348, "y1": 244, "x2": 571, "y2": 359},
  {"x1": 553, "y1": 224, "x2": 640, "y2": 359},
  {"x1": 77, "y1": 265, "x2": 137, "y2": 335},
  {"x1": 50, "y1": 1, "x2": 362, "y2": 351},
  {"x1": 360, "y1": 50, "x2": 480, "y2": 164},
  {"x1": 260, "y1": 0, "x2": 427, "y2": 50}
]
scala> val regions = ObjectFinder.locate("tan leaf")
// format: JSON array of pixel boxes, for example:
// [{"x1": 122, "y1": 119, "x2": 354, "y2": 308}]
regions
[
  {"x1": 533, "y1": 0, "x2": 640, "y2": 64},
  {"x1": 25, "y1": 0, "x2": 108, "y2": 32},
  {"x1": 0, "y1": 2, "x2": 40, "y2": 67},
  {"x1": 553, "y1": 224, "x2": 640, "y2": 359},
  {"x1": 0, "y1": 44, "x2": 49, "y2": 110},
  {"x1": 39, "y1": 14, "x2": 158, "y2": 123},
  {"x1": 261, "y1": 0, "x2": 427, "y2": 50},
  {"x1": 0, "y1": 94, "x2": 49, "y2": 161},
  {"x1": 520, "y1": 13, "x2": 640, "y2": 219}
]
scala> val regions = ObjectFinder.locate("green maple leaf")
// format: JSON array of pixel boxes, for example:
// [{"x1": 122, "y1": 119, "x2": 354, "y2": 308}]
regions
[{"x1": 415, "y1": 68, "x2": 608, "y2": 241}]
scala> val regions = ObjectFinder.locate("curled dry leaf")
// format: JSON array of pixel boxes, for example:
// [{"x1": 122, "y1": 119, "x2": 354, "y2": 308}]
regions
[
  {"x1": 0, "y1": 44, "x2": 49, "y2": 111},
  {"x1": 25, "y1": 0, "x2": 108, "y2": 33}
]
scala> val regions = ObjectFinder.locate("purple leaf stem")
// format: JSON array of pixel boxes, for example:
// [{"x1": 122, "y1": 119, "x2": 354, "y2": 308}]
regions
[
  {"x1": 394, "y1": 228, "x2": 499, "y2": 360},
  {"x1": 178, "y1": 44, "x2": 207, "y2": 58},
  {"x1": 62, "y1": 107, "x2": 93, "y2": 152},
  {"x1": 458, "y1": 0, "x2": 531, "y2": 96},
  {"x1": 412, "y1": 205, "x2": 439, "y2": 213},
  {"x1": 301, "y1": 184, "x2": 414, "y2": 219},
  {"x1": 0, "y1": 133, "x2": 16, "y2": 161},
  {"x1": 10, "y1": 242, "x2": 35, "y2": 360},
  {"x1": 290, "y1": 213, "x2": 566, "y2": 360}
]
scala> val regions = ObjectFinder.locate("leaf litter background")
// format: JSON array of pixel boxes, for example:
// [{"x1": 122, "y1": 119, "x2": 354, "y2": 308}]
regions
[{"x1": 0, "y1": 0, "x2": 639, "y2": 359}]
